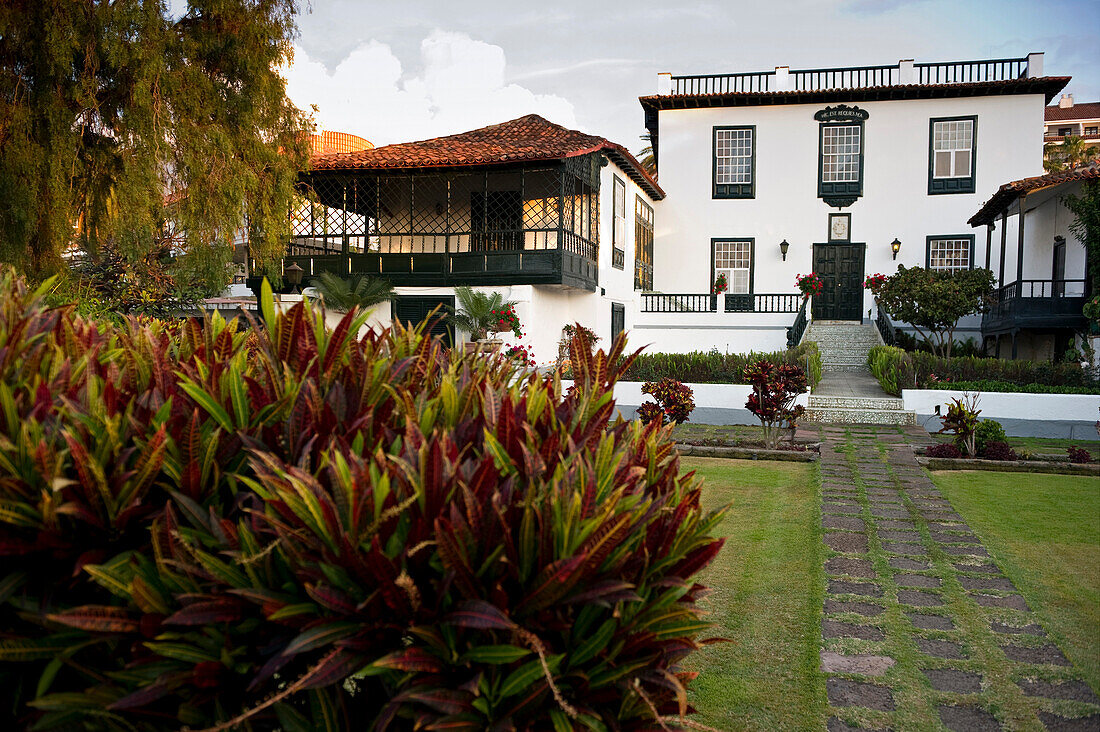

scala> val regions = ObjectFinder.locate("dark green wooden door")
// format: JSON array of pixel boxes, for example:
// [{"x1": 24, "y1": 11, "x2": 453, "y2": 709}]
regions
[
  {"x1": 812, "y1": 243, "x2": 865, "y2": 321},
  {"x1": 392, "y1": 296, "x2": 455, "y2": 345}
]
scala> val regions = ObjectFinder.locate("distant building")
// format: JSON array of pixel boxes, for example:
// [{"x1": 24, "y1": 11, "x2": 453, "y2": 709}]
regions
[
  {"x1": 309, "y1": 130, "x2": 374, "y2": 156},
  {"x1": 1044, "y1": 95, "x2": 1100, "y2": 146}
]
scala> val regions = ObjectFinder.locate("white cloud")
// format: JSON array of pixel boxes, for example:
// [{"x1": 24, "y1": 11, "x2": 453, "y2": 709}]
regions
[{"x1": 282, "y1": 30, "x2": 578, "y2": 147}]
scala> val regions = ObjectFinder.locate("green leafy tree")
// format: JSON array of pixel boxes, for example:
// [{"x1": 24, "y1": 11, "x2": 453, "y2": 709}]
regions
[
  {"x1": 1063, "y1": 179, "x2": 1100, "y2": 294},
  {"x1": 309, "y1": 271, "x2": 394, "y2": 313},
  {"x1": 1044, "y1": 136, "x2": 1100, "y2": 172},
  {"x1": 0, "y1": 0, "x2": 312, "y2": 290},
  {"x1": 876, "y1": 266, "x2": 996, "y2": 358},
  {"x1": 448, "y1": 286, "x2": 518, "y2": 341}
]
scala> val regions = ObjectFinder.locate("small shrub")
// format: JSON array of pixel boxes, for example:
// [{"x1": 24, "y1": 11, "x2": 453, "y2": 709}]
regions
[
  {"x1": 925, "y1": 443, "x2": 962, "y2": 459},
  {"x1": 744, "y1": 360, "x2": 807, "y2": 449},
  {"x1": 980, "y1": 440, "x2": 1018, "y2": 461},
  {"x1": 939, "y1": 394, "x2": 982, "y2": 456},
  {"x1": 974, "y1": 419, "x2": 1007, "y2": 454},
  {"x1": 1067, "y1": 446, "x2": 1094, "y2": 463},
  {"x1": 639, "y1": 378, "x2": 696, "y2": 425}
]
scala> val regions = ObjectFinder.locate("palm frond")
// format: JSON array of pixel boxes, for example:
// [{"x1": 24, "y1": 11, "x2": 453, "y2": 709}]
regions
[{"x1": 310, "y1": 272, "x2": 394, "y2": 312}]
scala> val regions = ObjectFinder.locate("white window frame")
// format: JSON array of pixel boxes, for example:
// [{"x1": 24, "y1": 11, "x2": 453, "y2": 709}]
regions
[
  {"x1": 932, "y1": 119, "x2": 974, "y2": 179},
  {"x1": 714, "y1": 128, "x2": 754, "y2": 185},
  {"x1": 928, "y1": 237, "x2": 972, "y2": 273},
  {"x1": 821, "y1": 125, "x2": 862, "y2": 183},
  {"x1": 713, "y1": 239, "x2": 752, "y2": 294},
  {"x1": 612, "y1": 176, "x2": 626, "y2": 250}
]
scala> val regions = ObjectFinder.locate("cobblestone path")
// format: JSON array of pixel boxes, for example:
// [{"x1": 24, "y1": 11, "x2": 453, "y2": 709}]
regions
[{"x1": 811, "y1": 424, "x2": 1100, "y2": 731}]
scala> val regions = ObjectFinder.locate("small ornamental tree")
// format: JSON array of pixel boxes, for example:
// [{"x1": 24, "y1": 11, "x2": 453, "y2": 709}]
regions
[
  {"x1": 744, "y1": 360, "x2": 807, "y2": 448},
  {"x1": 638, "y1": 378, "x2": 696, "y2": 425},
  {"x1": 876, "y1": 266, "x2": 996, "y2": 358}
]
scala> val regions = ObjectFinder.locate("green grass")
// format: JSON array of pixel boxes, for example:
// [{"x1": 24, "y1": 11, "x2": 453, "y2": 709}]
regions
[
  {"x1": 682, "y1": 457, "x2": 825, "y2": 729},
  {"x1": 933, "y1": 470, "x2": 1100, "y2": 692},
  {"x1": 673, "y1": 424, "x2": 768, "y2": 444}
]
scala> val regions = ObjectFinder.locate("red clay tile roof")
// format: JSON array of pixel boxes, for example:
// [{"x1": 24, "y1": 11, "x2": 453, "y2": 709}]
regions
[
  {"x1": 640, "y1": 77, "x2": 1071, "y2": 111},
  {"x1": 307, "y1": 115, "x2": 664, "y2": 200},
  {"x1": 969, "y1": 163, "x2": 1100, "y2": 226},
  {"x1": 1045, "y1": 102, "x2": 1100, "y2": 122}
]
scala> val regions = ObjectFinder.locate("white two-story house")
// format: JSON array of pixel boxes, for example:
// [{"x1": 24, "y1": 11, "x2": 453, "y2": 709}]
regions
[{"x1": 634, "y1": 54, "x2": 1070, "y2": 354}]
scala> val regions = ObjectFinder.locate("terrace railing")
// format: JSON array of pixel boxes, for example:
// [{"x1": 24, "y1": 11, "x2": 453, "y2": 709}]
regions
[
  {"x1": 669, "y1": 56, "x2": 1032, "y2": 95},
  {"x1": 640, "y1": 292, "x2": 805, "y2": 314},
  {"x1": 873, "y1": 297, "x2": 897, "y2": 347},
  {"x1": 723, "y1": 293, "x2": 804, "y2": 313},
  {"x1": 791, "y1": 65, "x2": 898, "y2": 90},
  {"x1": 982, "y1": 279, "x2": 1088, "y2": 333},
  {"x1": 786, "y1": 297, "x2": 810, "y2": 349},
  {"x1": 915, "y1": 57, "x2": 1028, "y2": 84},
  {"x1": 640, "y1": 293, "x2": 716, "y2": 313}
]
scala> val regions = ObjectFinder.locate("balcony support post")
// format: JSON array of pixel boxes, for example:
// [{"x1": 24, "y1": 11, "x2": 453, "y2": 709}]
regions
[
  {"x1": 985, "y1": 223, "x2": 993, "y2": 271},
  {"x1": 998, "y1": 209, "x2": 1007, "y2": 286},
  {"x1": 1016, "y1": 193, "x2": 1026, "y2": 285}
]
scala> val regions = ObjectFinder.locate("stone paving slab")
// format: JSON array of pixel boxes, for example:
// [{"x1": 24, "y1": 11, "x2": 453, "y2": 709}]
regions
[{"x1": 814, "y1": 424, "x2": 1100, "y2": 729}]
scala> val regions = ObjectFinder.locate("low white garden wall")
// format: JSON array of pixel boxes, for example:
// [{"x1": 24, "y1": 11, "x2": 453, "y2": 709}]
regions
[
  {"x1": 902, "y1": 389, "x2": 1100, "y2": 439},
  {"x1": 562, "y1": 380, "x2": 809, "y2": 426}
]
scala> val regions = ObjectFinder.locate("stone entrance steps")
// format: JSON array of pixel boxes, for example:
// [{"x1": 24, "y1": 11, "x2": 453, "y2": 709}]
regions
[
  {"x1": 804, "y1": 394, "x2": 917, "y2": 426},
  {"x1": 807, "y1": 321, "x2": 881, "y2": 373}
]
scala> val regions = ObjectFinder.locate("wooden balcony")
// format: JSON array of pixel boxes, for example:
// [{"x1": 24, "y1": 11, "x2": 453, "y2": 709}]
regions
[
  {"x1": 981, "y1": 279, "x2": 1088, "y2": 335},
  {"x1": 259, "y1": 241, "x2": 598, "y2": 293}
]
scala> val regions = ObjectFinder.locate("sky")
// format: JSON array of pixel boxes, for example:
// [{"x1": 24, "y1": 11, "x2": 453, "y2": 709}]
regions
[{"x1": 275, "y1": 0, "x2": 1100, "y2": 153}]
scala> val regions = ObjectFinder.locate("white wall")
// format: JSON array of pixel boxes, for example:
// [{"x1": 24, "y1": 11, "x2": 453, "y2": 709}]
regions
[{"x1": 653, "y1": 93, "x2": 1047, "y2": 319}]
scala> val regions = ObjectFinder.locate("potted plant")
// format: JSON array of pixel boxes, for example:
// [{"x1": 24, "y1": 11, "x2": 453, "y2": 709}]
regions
[
  {"x1": 712, "y1": 273, "x2": 729, "y2": 295},
  {"x1": 448, "y1": 287, "x2": 519, "y2": 347},
  {"x1": 863, "y1": 272, "x2": 887, "y2": 295},
  {"x1": 490, "y1": 303, "x2": 522, "y2": 338},
  {"x1": 795, "y1": 272, "x2": 823, "y2": 299}
]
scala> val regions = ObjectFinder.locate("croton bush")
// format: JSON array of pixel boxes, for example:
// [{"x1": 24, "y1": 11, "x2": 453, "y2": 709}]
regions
[{"x1": 0, "y1": 270, "x2": 725, "y2": 730}]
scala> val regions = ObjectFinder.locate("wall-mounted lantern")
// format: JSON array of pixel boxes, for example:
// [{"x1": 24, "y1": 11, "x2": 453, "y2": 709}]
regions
[
  {"x1": 890, "y1": 238, "x2": 902, "y2": 260},
  {"x1": 779, "y1": 239, "x2": 790, "y2": 261}
]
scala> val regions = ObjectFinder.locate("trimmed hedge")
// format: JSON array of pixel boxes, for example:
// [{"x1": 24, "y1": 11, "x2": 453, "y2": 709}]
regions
[
  {"x1": 622, "y1": 341, "x2": 823, "y2": 388},
  {"x1": 0, "y1": 272, "x2": 725, "y2": 729},
  {"x1": 925, "y1": 380, "x2": 1100, "y2": 395},
  {"x1": 868, "y1": 345, "x2": 1098, "y2": 397}
]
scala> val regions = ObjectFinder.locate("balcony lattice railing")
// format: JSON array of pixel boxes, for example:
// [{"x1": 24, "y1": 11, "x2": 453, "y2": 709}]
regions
[{"x1": 669, "y1": 56, "x2": 1032, "y2": 95}]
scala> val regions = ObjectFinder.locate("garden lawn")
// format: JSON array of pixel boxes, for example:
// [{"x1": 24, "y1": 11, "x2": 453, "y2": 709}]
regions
[
  {"x1": 933, "y1": 470, "x2": 1100, "y2": 692},
  {"x1": 682, "y1": 457, "x2": 825, "y2": 729}
]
